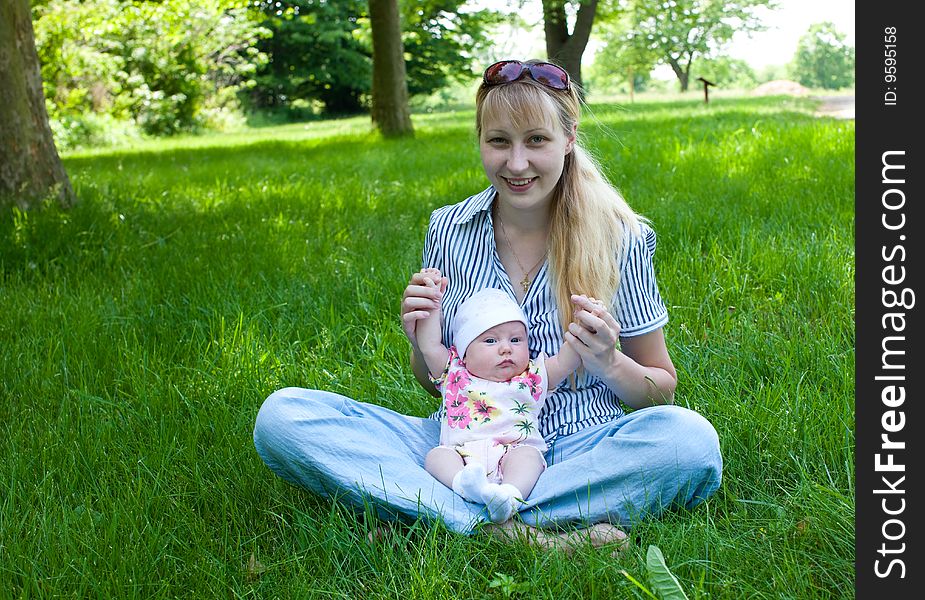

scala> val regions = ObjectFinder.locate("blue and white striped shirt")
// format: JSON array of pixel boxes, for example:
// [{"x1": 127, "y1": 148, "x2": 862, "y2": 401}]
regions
[{"x1": 422, "y1": 186, "x2": 669, "y2": 443}]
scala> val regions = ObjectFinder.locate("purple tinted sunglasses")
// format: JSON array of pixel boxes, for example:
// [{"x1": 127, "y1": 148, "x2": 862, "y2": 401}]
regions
[{"x1": 482, "y1": 60, "x2": 570, "y2": 91}]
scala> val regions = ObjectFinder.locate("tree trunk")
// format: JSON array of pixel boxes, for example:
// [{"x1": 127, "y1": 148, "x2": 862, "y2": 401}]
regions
[
  {"x1": 667, "y1": 57, "x2": 690, "y2": 92},
  {"x1": 368, "y1": 0, "x2": 413, "y2": 138},
  {"x1": 542, "y1": 0, "x2": 598, "y2": 94},
  {"x1": 0, "y1": 0, "x2": 75, "y2": 210}
]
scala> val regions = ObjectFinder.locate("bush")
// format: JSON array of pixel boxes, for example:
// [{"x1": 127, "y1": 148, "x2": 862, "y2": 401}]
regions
[
  {"x1": 788, "y1": 22, "x2": 855, "y2": 90},
  {"x1": 47, "y1": 111, "x2": 143, "y2": 152},
  {"x1": 33, "y1": 0, "x2": 269, "y2": 139}
]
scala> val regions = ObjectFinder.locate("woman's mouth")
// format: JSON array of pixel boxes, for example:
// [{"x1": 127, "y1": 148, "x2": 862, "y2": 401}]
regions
[{"x1": 502, "y1": 176, "x2": 536, "y2": 191}]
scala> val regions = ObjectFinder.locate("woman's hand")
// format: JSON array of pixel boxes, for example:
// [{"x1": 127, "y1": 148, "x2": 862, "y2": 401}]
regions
[
  {"x1": 563, "y1": 294, "x2": 621, "y2": 380},
  {"x1": 401, "y1": 268, "x2": 447, "y2": 349},
  {"x1": 565, "y1": 293, "x2": 677, "y2": 408}
]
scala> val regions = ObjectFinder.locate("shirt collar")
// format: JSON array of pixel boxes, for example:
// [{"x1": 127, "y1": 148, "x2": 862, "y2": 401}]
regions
[{"x1": 452, "y1": 185, "x2": 497, "y2": 224}]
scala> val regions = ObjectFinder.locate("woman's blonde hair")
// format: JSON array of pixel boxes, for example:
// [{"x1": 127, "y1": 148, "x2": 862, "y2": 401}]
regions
[{"x1": 475, "y1": 66, "x2": 643, "y2": 335}]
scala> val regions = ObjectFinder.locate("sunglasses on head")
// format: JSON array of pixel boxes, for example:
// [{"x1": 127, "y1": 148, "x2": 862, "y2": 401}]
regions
[{"x1": 482, "y1": 60, "x2": 570, "y2": 91}]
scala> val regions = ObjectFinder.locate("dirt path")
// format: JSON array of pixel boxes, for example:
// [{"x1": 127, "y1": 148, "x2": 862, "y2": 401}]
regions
[{"x1": 814, "y1": 95, "x2": 855, "y2": 119}]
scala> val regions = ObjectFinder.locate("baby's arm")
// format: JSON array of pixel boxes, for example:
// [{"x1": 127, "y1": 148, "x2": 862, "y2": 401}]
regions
[
  {"x1": 415, "y1": 268, "x2": 450, "y2": 378},
  {"x1": 544, "y1": 338, "x2": 581, "y2": 389}
]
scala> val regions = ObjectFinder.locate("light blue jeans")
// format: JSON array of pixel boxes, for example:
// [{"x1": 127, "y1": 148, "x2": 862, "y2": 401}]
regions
[{"x1": 253, "y1": 387, "x2": 723, "y2": 534}]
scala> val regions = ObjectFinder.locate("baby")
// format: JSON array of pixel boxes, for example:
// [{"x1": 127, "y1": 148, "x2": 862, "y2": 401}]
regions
[{"x1": 416, "y1": 269, "x2": 581, "y2": 523}]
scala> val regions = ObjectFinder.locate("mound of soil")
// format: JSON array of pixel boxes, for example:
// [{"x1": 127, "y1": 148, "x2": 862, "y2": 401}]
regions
[{"x1": 752, "y1": 80, "x2": 811, "y2": 96}]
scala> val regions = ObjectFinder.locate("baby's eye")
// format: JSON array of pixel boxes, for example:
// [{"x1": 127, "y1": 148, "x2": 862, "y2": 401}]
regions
[
  {"x1": 483, "y1": 337, "x2": 497, "y2": 344},
  {"x1": 511, "y1": 336, "x2": 523, "y2": 343}
]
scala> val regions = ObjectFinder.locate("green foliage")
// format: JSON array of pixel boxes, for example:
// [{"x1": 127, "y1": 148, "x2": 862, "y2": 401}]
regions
[
  {"x1": 488, "y1": 571, "x2": 531, "y2": 597},
  {"x1": 694, "y1": 56, "x2": 758, "y2": 89},
  {"x1": 247, "y1": 0, "x2": 500, "y2": 116},
  {"x1": 590, "y1": 12, "x2": 660, "y2": 95},
  {"x1": 249, "y1": 0, "x2": 371, "y2": 115},
  {"x1": 789, "y1": 22, "x2": 855, "y2": 90},
  {"x1": 624, "y1": 0, "x2": 775, "y2": 91},
  {"x1": 620, "y1": 545, "x2": 690, "y2": 599},
  {"x1": 33, "y1": 0, "x2": 269, "y2": 142},
  {"x1": 646, "y1": 545, "x2": 690, "y2": 600},
  {"x1": 401, "y1": 1, "x2": 503, "y2": 98},
  {"x1": 755, "y1": 63, "x2": 788, "y2": 83},
  {"x1": 30, "y1": 0, "x2": 502, "y2": 138},
  {"x1": 47, "y1": 111, "x2": 144, "y2": 152}
]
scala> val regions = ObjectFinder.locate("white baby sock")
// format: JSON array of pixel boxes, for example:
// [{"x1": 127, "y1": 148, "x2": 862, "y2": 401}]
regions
[
  {"x1": 452, "y1": 464, "x2": 524, "y2": 523},
  {"x1": 483, "y1": 483, "x2": 522, "y2": 524},
  {"x1": 452, "y1": 463, "x2": 491, "y2": 503}
]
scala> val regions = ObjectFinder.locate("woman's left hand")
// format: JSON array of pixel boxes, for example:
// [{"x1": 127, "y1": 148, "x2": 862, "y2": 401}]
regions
[{"x1": 564, "y1": 294, "x2": 621, "y2": 379}]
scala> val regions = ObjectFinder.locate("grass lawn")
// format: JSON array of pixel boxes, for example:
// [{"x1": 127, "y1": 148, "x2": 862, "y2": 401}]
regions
[{"x1": 0, "y1": 95, "x2": 854, "y2": 598}]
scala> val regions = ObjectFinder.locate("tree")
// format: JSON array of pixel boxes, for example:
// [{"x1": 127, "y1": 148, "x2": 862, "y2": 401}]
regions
[
  {"x1": 1, "y1": 0, "x2": 75, "y2": 209},
  {"x1": 541, "y1": 0, "x2": 600, "y2": 92},
  {"x1": 250, "y1": 0, "x2": 370, "y2": 115},
  {"x1": 626, "y1": 0, "x2": 774, "y2": 92},
  {"x1": 789, "y1": 22, "x2": 854, "y2": 90},
  {"x1": 249, "y1": 1, "x2": 500, "y2": 116},
  {"x1": 369, "y1": 0, "x2": 413, "y2": 137},
  {"x1": 592, "y1": 13, "x2": 660, "y2": 100},
  {"x1": 401, "y1": 1, "x2": 503, "y2": 97}
]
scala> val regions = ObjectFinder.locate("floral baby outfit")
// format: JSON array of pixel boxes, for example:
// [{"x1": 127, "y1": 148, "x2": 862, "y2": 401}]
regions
[{"x1": 431, "y1": 346, "x2": 549, "y2": 482}]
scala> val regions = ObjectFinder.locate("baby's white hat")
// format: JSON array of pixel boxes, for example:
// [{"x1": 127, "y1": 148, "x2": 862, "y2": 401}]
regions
[{"x1": 452, "y1": 288, "x2": 528, "y2": 360}]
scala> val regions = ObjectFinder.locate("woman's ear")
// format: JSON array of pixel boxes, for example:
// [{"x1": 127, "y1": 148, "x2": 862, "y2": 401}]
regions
[{"x1": 565, "y1": 123, "x2": 578, "y2": 154}]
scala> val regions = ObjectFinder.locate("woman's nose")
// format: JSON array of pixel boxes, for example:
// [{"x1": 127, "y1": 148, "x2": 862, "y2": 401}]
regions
[{"x1": 506, "y1": 144, "x2": 528, "y2": 172}]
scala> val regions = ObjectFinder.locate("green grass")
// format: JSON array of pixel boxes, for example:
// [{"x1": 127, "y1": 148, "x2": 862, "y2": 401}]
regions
[{"x1": 0, "y1": 95, "x2": 854, "y2": 598}]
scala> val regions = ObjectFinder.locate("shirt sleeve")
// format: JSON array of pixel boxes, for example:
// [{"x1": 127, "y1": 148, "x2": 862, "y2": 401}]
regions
[
  {"x1": 422, "y1": 209, "x2": 444, "y2": 272},
  {"x1": 614, "y1": 223, "x2": 669, "y2": 337},
  {"x1": 422, "y1": 207, "x2": 456, "y2": 346}
]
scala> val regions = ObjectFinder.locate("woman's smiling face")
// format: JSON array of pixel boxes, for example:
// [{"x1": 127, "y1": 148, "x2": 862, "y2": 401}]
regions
[{"x1": 479, "y1": 94, "x2": 574, "y2": 213}]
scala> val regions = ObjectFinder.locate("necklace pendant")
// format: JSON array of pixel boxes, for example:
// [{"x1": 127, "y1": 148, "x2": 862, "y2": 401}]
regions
[{"x1": 521, "y1": 275, "x2": 531, "y2": 293}]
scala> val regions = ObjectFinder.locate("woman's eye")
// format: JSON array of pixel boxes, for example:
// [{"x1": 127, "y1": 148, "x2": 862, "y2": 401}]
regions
[
  {"x1": 487, "y1": 137, "x2": 507, "y2": 145},
  {"x1": 529, "y1": 135, "x2": 546, "y2": 144}
]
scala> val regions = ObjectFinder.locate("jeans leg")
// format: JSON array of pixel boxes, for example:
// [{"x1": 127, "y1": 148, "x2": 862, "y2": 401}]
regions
[
  {"x1": 519, "y1": 405, "x2": 722, "y2": 529},
  {"x1": 253, "y1": 387, "x2": 485, "y2": 534}
]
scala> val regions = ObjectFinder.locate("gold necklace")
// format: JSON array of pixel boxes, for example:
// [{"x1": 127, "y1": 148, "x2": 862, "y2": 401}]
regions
[{"x1": 496, "y1": 214, "x2": 547, "y2": 293}]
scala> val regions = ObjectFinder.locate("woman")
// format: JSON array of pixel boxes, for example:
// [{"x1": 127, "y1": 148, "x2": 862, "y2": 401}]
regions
[{"x1": 254, "y1": 59, "x2": 722, "y2": 550}]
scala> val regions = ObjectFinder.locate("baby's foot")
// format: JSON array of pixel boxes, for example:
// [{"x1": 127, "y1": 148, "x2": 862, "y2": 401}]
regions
[
  {"x1": 452, "y1": 463, "x2": 490, "y2": 503},
  {"x1": 483, "y1": 483, "x2": 522, "y2": 524}
]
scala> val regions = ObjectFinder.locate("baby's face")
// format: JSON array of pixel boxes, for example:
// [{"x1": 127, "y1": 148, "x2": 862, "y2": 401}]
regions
[{"x1": 463, "y1": 321, "x2": 530, "y2": 382}]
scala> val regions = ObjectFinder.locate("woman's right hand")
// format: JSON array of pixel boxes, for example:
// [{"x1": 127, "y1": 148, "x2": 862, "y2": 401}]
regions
[{"x1": 401, "y1": 268, "x2": 447, "y2": 349}]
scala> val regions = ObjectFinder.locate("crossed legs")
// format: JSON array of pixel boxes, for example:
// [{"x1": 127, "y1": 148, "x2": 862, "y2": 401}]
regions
[{"x1": 255, "y1": 389, "x2": 721, "y2": 552}]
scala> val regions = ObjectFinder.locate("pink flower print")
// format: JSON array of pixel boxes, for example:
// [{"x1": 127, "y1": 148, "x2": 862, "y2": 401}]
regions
[
  {"x1": 468, "y1": 394, "x2": 500, "y2": 423},
  {"x1": 442, "y1": 386, "x2": 459, "y2": 406},
  {"x1": 513, "y1": 371, "x2": 544, "y2": 401},
  {"x1": 445, "y1": 369, "x2": 470, "y2": 397},
  {"x1": 445, "y1": 396, "x2": 472, "y2": 429},
  {"x1": 447, "y1": 410, "x2": 472, "y2": 429},
  {"x1": 526, "y1": 372, "x2": 544, "y2": 401},
  {"x1": 444, "y1": 394, "x2": 462, "y2": 410},
  {"x1": 446, "y1": 403, "x2": 472, "y2": 429}
]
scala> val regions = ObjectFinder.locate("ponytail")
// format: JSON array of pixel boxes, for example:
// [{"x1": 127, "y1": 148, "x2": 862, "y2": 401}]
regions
[{"x1": 549, "y1": 144, "x2": 642, "y2": 334}]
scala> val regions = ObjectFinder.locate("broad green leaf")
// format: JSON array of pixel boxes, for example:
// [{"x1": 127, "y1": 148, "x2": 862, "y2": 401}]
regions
[{"x1": 646, "y1": 545, "x2": 690, "y2": 600}]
